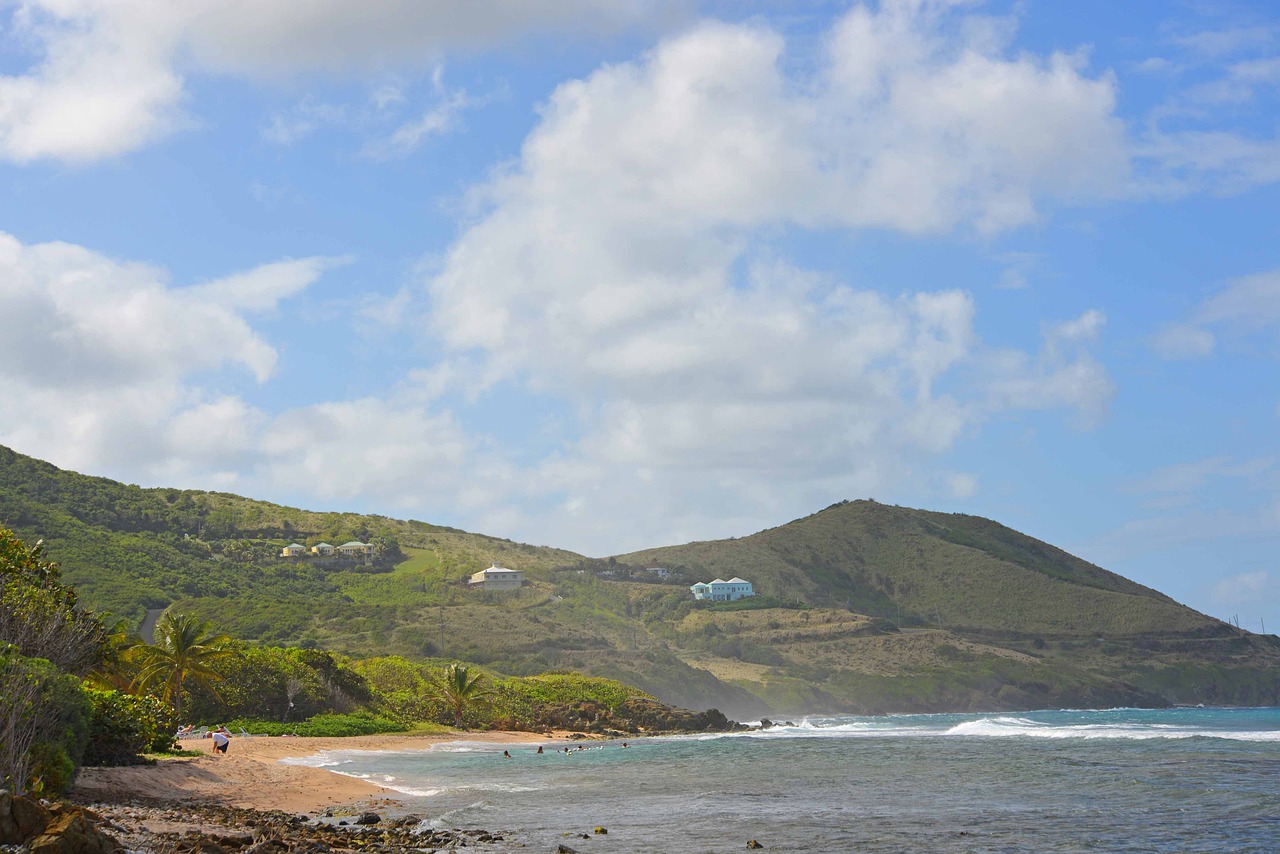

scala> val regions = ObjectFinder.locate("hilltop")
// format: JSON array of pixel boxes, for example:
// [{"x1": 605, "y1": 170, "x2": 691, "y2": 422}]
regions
[{"x1": 2, "y1": 445, "x2": 1276, "y2": 718}]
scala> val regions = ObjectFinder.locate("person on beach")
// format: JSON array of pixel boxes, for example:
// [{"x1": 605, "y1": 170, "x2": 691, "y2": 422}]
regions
[{"x1": 211, "y1": 728, "x2": 230, "y2": 754}]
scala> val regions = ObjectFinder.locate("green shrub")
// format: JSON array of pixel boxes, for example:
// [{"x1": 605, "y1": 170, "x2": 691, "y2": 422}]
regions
[
  {"x1": 0, "y1": 650, "x2": 92, "y2": 796},
  {"x1": 226, "y1": 712, "x2": 406, "y2": 738},
  {"x1": 83, "y1": 688, "x2": 175, "y2": 766}
]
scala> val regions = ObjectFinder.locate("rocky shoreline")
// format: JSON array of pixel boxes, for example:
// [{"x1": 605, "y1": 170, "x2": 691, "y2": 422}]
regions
[{"x1": 7, "y1": 791, "x2": 531, "y2": 853}]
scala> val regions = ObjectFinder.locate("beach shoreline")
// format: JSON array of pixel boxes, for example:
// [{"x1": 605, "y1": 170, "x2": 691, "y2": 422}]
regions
[{"x1": 70, "y1": 729, "x2": 560, "y2": 815}]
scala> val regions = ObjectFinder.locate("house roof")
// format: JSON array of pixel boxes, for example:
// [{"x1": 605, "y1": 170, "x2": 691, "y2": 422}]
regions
[
  {"x1": 338, "y1": 541, "x2": 368, "y2": 548},
  {"x1": 710, "y1": 578, "x2": 727, "y2": 584},
  {"x1": 727, "y1": 577, "x2": 749, "y2": 584},
  {"x1": 477, "y1": 566, "x2": 522, "y2": 575},
  {"x1": 285, "y1": 543, "x2": 304, "y2": 549},
  {"x1": 314, "y1": 542, "x2": 333, "y2": 548}
]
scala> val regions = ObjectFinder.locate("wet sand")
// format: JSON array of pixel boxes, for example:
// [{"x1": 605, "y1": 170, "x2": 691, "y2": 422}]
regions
[{"x1": 71, "y1": 730, "x2": 557, "y2": 814}]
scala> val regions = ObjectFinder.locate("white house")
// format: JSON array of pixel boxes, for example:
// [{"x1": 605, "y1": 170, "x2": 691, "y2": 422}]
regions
[
  {"x1": 280, "y1": 543, "x2": 306, "y2": 557},
  {"x1": 644, "y1": 567, "x2": 671, "y2": 579},
  {"x1": 468, "y1": 564, "x2": 526, "y2": 591},
  {"x1": 311, "y1": 542, "x2": 335, "y2": 556},
  {"x1": 690, "y1": 577, "x2": 755, "y2": 601},
  {"x1": 337, "y1": 540, "x2": 373, "y2": 557}
]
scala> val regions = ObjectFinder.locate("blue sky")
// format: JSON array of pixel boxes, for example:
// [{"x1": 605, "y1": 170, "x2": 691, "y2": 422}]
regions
[{"x1": 0, "y1": 0, "x2": 1277, "y2": 633}]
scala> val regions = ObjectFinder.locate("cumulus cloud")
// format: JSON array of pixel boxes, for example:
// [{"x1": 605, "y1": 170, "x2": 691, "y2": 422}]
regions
[
  {"x1": 0, "y1": 0, "x2": 668, "y2": 163},
  {"x1": 413, "y1": 5, "x2": 1125, "y2": 549},
  {"x1": 0, "y1": 3, "x2": 1142, "y2": 553},
  {"x1": 0, "y1": 231, "x2": 336, "y2": 475}
]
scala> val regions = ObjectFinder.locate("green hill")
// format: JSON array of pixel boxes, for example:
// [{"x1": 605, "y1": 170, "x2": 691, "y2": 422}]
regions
[{"x1": 2, "y1": 446, "x2": 1276, "y2": 718}]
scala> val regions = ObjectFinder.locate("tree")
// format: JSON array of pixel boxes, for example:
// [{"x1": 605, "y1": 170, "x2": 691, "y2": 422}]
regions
[
  {"x1": 132, "y1": 613, "x2": 238, "y2": 720},
  {"x1": 0, "y1": 527, "x2": 98, "y2": 795},
  {"x1": 0, "y1": 527, "x2": 104, "y2": 675},
  {"x1": 433, "y1": 663, "x2": 492, "y2": 729},
  {"x1": 0, "y1": 646, "x2": 91, "y2": 795},
  {"x1": 86, "y1": 618, "x2": 143, "y2": 691}
]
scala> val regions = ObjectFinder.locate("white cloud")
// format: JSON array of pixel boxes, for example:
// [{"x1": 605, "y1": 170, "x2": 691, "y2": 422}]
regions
[
  {"x1": 1210, "y1": 569, "x2": 1272, "y2": 607},
  {"x1": 263, "y1": 99, "x2": 347, "y2": 145},
  {"x1": 0, "y1": 231, "x2": 334, "y2": 475},
  {"x1": 1086, "y1": 504, "x2": 1280, "y2": 566},
  {"x1": 0, "y1": 0, "x2": 669, "y2": 163},
  {"x1": 995, "y1": 252, "x2": 1044, "y2": 290},
  {"x1": 189, "y1": 255, "x2": 354, "y2": 313},
  {"x1": 980, "y1": 311, "x2": 1115, "y2": 423},
  {"x1": 363, "y1": 65, "x2": 483, "y2": 157},
  {"x1": 1150, "y1": 322, "x2": 1216, "y2": 359},
  {"x1": 1125, "y1": 456, "x2": 1274, "y2": 498},
  {"x1": 412, "y1": 6, "x2": 1125, "y2": 550},
  {"x1": 1152, "y1": 268, "x2": 1280, "y2": 360},
  {"x1": 1197, "y1": 268, "x2": 1280, "y2": 327},
  {"x1": 945, "y1": 472, "x2": 978, "y2": 499},
  {"x1": 1170, "y1": 26, "x2": 1277, "y2": 59},
  {"x1": 258, "y1": 399, "x2": 509, "y2": 511}
]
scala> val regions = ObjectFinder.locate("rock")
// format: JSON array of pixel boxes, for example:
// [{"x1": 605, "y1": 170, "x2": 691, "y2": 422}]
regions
[
  {"x1": 241, "y1": 840, "x2": 289, "y2": 854},
  {"x1": 355, "y1": 812, "x2": 381, "y2": 825},
  {"x1": 556, "y1": 846, "x2": 578, "y2": 854},
  {"x1": 214, "y1": 833, "x2": 255, "y2": 847},
  {"x1": 11, "y1": 793, "x2": 49, "y2": 840},
  {"x1": 28, "y1": 809, "x2": 123, "y2": 854},
  {"x1": 747, "y1": 841, "x2": 764, "y2": 849},
  {"x1": 594, "y1": 826, "x2": 608, "y2": 834},
  {"x1": 0, "y1": 790, "x2": 19, "y2": 844}
]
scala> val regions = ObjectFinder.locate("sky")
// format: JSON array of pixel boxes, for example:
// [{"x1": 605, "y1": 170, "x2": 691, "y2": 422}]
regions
[{"x1": 0, "y1": 0, "x2": 1277, "y2": 634}]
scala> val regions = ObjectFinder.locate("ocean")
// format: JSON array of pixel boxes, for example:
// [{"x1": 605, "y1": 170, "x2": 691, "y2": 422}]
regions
[{"x1": 283, "y1": 707, "x2": 1280, "y2": 852}]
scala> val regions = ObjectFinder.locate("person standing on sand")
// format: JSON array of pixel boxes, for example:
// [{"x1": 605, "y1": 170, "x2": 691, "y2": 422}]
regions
[{"x1": 211, "y1": 728, "x2": 230, "y2": 754}]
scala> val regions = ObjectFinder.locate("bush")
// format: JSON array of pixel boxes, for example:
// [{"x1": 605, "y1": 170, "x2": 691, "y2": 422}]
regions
[
  {"x1": 226, "y1": 712, "x2": 407, "y2": 738},
  {"x1": 0, "y1": 649, "x2": 92, "y2": 795},
  {"x1": 82, "y1": 688, "x2": 175, "y2": 766}
]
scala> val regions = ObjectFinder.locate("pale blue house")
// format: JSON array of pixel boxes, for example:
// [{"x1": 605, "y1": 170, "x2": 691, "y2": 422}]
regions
[{"x1": 690, "y1": 577, "x2": 755, "y2": 601}]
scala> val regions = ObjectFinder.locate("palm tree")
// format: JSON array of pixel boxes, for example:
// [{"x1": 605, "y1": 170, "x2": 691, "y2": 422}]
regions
[
  {"x1": 85, "y1": 618, "x2": 143, "y2": 691},
  {"x1": 132, "y1": 613, "x2": 237, "y2": 719},
  {"x1": 433, "y1": 663, "x2": 491, "y2": 729}
]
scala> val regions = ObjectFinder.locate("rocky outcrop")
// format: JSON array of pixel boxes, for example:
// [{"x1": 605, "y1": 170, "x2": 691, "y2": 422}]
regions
[
  {"x1": 530, "y1": 697, "x2": 746, "y2": 735},
  {"x1": 0, "y1": 791, "x2": 122, "y2": 853}
]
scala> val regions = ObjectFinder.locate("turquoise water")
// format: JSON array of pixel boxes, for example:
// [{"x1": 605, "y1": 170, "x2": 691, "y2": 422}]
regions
[{"x1": 284, "y1": 708, "x2": 1280, "y2": 852}]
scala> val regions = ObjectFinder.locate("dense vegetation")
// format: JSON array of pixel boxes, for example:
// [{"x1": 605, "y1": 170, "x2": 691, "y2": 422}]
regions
[{"x1": 3, "y1": 445, "x2": 1279, "y2": 721}]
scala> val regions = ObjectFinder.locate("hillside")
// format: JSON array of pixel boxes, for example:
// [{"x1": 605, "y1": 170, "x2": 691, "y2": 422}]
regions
[
  {"x1": 2, "y1": 446, "x2": 1277, "y2": 718},
  {"x1": 622, "y1": 499, "x2": 1210, "y2": 638}
]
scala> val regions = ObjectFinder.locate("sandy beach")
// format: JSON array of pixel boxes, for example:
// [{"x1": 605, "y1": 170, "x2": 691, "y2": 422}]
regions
[{"x1": 71, "y1": 729, "x2": 554, "y2": 815}]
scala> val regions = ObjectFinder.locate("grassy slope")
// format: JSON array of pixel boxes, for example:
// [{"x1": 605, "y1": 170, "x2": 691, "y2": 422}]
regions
[
  {"x1": 621, "y1": 500, "x2": 1216, "y2": 637},
  {"x1": 2, "y1": 448, "x2": 1276, "y2": 716}
]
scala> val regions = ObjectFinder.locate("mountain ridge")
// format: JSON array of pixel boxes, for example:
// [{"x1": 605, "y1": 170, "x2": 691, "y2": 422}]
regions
[{"x1": 1, "y1": 444, "x2": 1276, "y2": 718}]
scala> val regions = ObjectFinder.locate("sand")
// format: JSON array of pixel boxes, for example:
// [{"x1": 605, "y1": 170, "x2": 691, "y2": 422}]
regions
[{"x1": 70, "y1": 730, "x2": 557, "y2": 815}]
